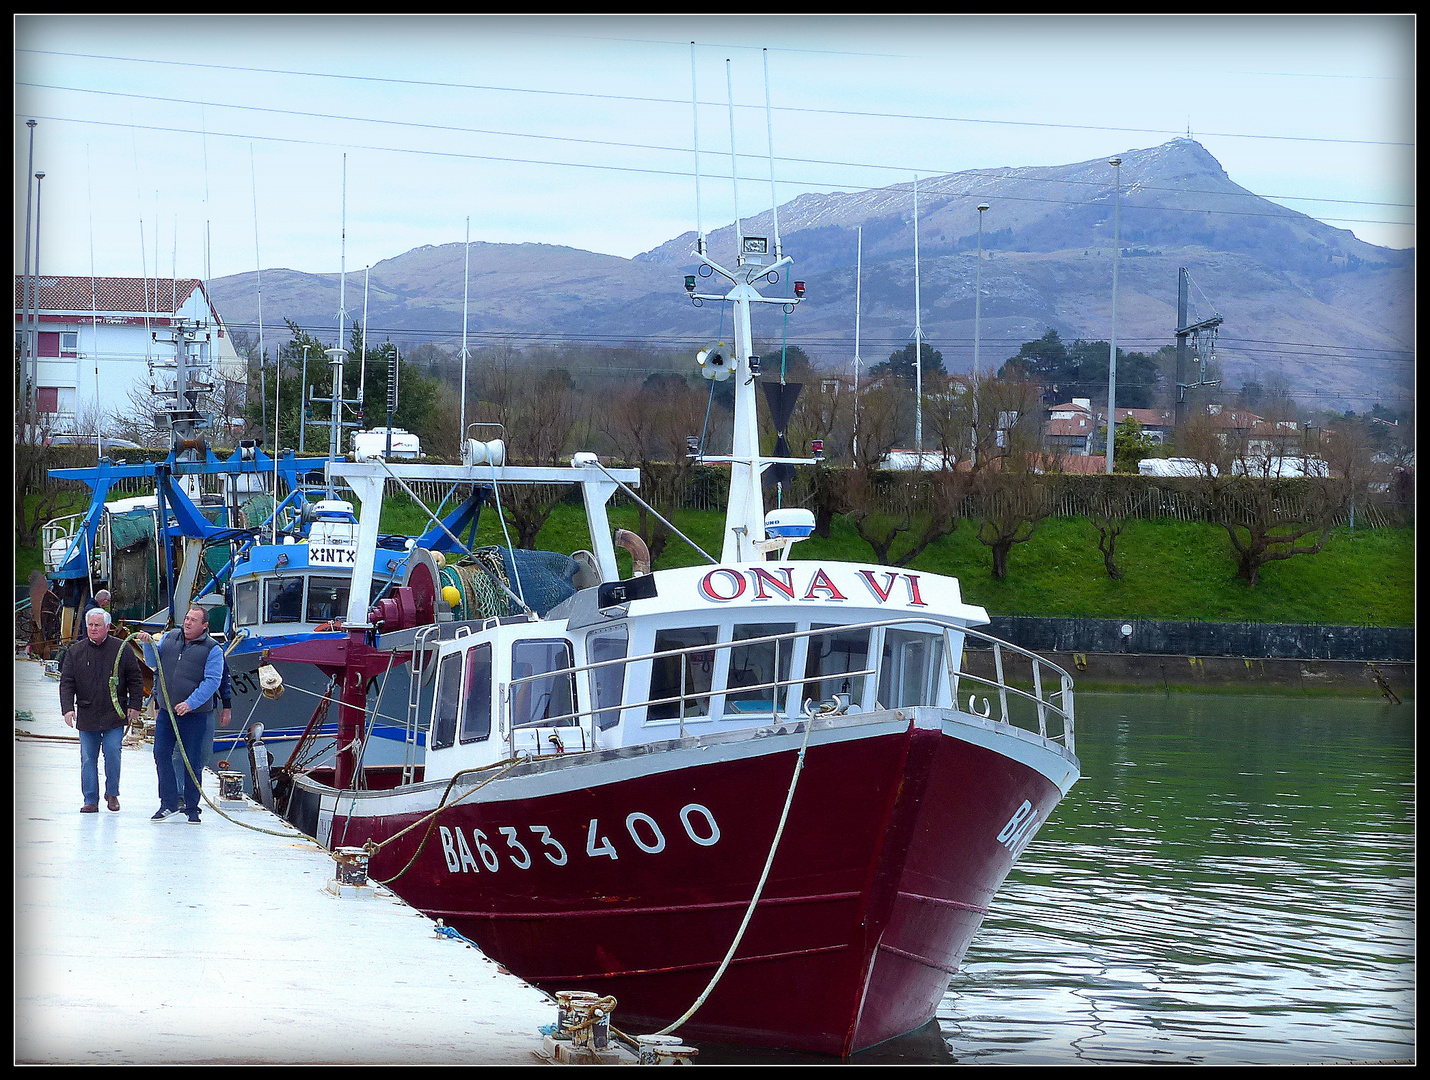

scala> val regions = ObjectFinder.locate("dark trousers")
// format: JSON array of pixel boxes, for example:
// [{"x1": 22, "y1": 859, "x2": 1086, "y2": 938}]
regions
[{"x1": 154, "y1": 710, "x2": 208, "y2": 813}]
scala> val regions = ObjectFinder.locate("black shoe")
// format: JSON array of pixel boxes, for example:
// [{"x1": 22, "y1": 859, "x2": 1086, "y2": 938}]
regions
[
  {"x1": 151, "y1": 807, "x2": 178, "y2": 822},
  {"x1": 186, "y1": 811, "x2": 201, "y2": 824}
]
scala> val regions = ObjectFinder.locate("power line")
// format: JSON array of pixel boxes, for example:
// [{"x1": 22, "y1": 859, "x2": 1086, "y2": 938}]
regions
[
  {"x1": 18, "y1": 48, "x2": 1413, "y2": 148},
  {"x1": 24, "y1": 110, "x2": 1415, "y2": 233},
  {"x1": 21, "y1": 80, "x2": 1414, "y2": 215}
]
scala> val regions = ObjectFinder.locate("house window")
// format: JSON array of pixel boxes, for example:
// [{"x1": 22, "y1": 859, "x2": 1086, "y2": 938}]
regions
[
  {"x1": 60, "y1": 332, "x2": 78, "y2": 357},
  {"x1": 36, "y1": 386, "x2": 59, "y2": 414},
  {"x1": 38, "y1": 332, "x2": 61, "y2": 358}
]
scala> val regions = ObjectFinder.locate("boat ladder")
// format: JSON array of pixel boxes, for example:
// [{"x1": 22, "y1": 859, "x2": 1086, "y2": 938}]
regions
[{"x1": 402, "y1": 624, "x2": 441, "y2": 784}]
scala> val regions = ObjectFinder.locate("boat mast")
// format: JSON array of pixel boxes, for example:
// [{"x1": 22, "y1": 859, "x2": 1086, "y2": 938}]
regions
[{"x1": 684, "y1": 52, "x2": 806, "y2": 563}]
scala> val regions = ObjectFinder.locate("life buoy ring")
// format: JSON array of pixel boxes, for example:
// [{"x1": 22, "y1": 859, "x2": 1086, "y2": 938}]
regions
[{"x1": 313, "y1": 619, "x2": 344, "y2": 633}]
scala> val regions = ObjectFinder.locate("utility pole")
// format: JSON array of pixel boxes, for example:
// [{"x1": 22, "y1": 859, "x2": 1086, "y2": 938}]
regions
[
  {"x1": 1174, "y1": 267, "x2": 1223, "y2": 431},
  {"x1": 912, "y1": 174, "x2": 924, "y2": 457},
  {"x1": 1105, "y1": 157, "x2": 1121, "y2": 475},
  {"x1": 20, "y1": 120, "x2": 37, "y2": 428}
]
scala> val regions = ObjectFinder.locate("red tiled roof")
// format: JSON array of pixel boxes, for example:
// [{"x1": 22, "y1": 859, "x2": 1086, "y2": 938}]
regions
[
  {"x1": 1114, "y1": 407, "x2": 1173, "y2": 427},
  {"x1": 1045, "y1": 414, "x2": 1095, "y2": 437},
  {"x1": 13, "y1": 275, "x2": 204, "y2": 314}
]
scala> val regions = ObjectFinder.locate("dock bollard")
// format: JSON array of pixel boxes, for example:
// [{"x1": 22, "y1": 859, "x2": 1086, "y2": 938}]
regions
[
  {"x1": 553, "y1": 991, "x2": 600, "y2": 1043},
  {"x1": 636, "y1": 1034, "x2": 698, "y2": 1064},
  {"x1": 217, "y1": 771, "x2": 245, "y2": 801},
  {"x1": 334, "y1": 846, "x2": 370, "y2": 886},
  {"x1": 546, "y1": 991, "x2": 628, "y2": 1063}
]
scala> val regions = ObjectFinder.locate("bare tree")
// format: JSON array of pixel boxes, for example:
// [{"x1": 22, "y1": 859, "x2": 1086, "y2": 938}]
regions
[
  {"x1": 476, "y1": 362, "x2": 588, "y2": 548},
  {"x1": 971, "y1": 375, "x2": 1058, "y2": 581},
  {"x1": 1183, "y1": 408, "x2": 1348, "y2": 587},
  {"x1": 599, "y1": 377, "x2": 708, "y2": 566},
  {"x1": 834, "y1": 375, "x2": 976, "y2": 567}
]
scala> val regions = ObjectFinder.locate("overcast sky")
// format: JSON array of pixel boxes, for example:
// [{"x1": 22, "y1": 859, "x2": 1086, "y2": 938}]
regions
[{"x1": 15, "y1": 15, "x2": 1415, "y2": 285}]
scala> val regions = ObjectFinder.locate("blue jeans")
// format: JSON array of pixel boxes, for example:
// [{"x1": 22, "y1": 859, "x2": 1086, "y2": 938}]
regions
[
  {"x1": 174, "y1": 710, "x2": 218, "y2": 802},
  {"x1": 154, "y1": 711, "x2": 208, "y2": 813},
  {"x1": 78, "y1": 726, "x2": 124, "y2": 806}
]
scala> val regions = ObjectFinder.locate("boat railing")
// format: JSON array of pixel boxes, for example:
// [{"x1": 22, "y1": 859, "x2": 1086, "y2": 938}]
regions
[
  {"x1": 952, "y1": 623, "x2": 1076, "y2": 755},
  {"x1": 42, "y1": 513, "x2": 84, "y2": 573},
  {"x1": 500, "y1": 617, "x2": 1075, "y2": 759}
]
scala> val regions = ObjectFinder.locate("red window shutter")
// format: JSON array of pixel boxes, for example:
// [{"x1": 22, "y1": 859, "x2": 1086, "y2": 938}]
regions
[
  {"x1": 38, "y1": 332, "x2": 61, "y2": 357},
  {"x1": 37, "y1": 386, "x2": 59, "y2": 413}
]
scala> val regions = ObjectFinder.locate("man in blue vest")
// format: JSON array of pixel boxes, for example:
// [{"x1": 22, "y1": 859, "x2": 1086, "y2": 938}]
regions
[{"x1": 135, "y1": 606, "x2": 224, "y2": 824}]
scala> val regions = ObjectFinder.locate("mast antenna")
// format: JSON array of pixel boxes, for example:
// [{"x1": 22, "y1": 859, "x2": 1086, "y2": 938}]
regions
[
  {"x1": 461, "y1": 218, "x2": 471, "y2": 439},
  {"x1": 726, "y1": 59, "x2": 743, "y2": 258},
  {"x1": 690, "y1": 43, "x2": 706, "y2": 257},
  {"x1": 763, "y1": 48, "x2": 781, "y2": 260}
]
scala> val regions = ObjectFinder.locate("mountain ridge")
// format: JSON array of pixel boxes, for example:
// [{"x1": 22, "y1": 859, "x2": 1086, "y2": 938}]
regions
[{"x1": 208, "y1": 139, "x2": 1413, "y2": 412}]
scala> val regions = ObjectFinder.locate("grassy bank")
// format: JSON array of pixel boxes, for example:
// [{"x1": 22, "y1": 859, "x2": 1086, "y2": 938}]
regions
[
  {"x1": 18, "y1": 491, "x2": 1413, "y2": 628},
  {"x1": 373, "y1": 499, "x2": 1412, "y2": 628}
]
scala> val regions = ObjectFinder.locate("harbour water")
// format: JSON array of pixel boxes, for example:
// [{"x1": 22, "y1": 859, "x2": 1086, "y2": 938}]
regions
[
  {"x1": 706, "y1": 690, "x2": 1415, "y2": 1065},
  {"x1": 937, "y1": 691, "x2": 1415, "y2": 1066}
]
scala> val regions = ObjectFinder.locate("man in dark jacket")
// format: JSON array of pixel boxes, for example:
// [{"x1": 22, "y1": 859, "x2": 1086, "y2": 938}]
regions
[{"x1": 59, "y1": 608, "x2": 144, "y2": 813}]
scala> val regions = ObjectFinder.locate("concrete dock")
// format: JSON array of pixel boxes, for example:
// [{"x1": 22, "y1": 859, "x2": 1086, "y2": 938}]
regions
[{"x1": 13, "y1": 655, "x2": 556, "y2": 1065}]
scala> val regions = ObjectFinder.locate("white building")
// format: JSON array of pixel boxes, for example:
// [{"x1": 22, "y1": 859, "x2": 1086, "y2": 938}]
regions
[{"x1": 13, "y1": 276, "x2": 245, "y2": 436}]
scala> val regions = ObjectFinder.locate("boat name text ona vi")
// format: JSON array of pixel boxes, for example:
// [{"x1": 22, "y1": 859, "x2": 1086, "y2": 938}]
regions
[{"x1": 693, "y1": 564, "x2": 972, "y2": 614}]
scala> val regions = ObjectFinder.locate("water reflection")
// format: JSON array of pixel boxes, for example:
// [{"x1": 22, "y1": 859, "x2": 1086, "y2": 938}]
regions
[{"x1": 940, "y1": 692, "x2": 1415, "y2": 1065}]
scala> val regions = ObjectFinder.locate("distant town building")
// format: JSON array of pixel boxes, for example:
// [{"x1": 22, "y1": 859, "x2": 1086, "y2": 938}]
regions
[
  {"x1": 1202, "y1": 403, "x2": 1302, "y2": 458},
  {"x1": 1043, "y1": 398, "x2": 1097, "y2": 456},
  {"x1": 13, "y1": 276, "x2": 244, "y2": 437},
  {"x1": 1112, "y1": 407, "x2": 1174, "y2": 444}
]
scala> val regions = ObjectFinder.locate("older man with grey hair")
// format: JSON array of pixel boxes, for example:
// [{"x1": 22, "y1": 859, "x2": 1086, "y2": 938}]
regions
[
  {"x1": 76, "y1": 589, "x2": 113, "y2": 640},
  {"x1": 59, "y1": 607, "x2": 144, "y2": 812}
]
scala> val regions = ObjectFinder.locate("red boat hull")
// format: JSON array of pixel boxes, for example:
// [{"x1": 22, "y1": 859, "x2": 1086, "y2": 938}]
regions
[{"x1": 300, "y1": 712, "x2": 1075, "y2": 1056}]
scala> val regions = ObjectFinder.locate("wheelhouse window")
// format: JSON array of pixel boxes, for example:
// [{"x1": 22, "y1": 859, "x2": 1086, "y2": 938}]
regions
[
  {"x1": 587, "y1": 628, "x2": 628, "y2": 731},
  {"x1": 804, "y1": 625, "x2": 871, "y2": 708},
  {"x1": 724, "y1": 623, "x2": 794, "y2": 715},
  {"x1": 878, "y1": 628, "x2": 945, "y2": 709},
  {"x1": 431, "y1": 652, "x2": 462, "y2": 751},
  {"x1": 264, "y1": 576, "x2": 304, "y2": 622},
  {"x1": 511, "y1": 640, "x2": 577, "y2": 732},
  {"x1": 460, "y1": 644, "x2": 493, "y2": 744},
  {"x1": 304, "y1": 576, "x2": 349, "y2": 623},
  {"x1": 233, "y1": 580, "x2": 259, "y2": 626},
  {"x1": 648, "y1": 626, "x2": 717, "y2": 721}
]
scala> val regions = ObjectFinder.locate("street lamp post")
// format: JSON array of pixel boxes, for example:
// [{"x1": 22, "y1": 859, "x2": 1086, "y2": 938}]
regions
[
  {"x1": 299, "y1": 343, "x2": 311, "y2": 452},
  {"x1": 21, "y1": 120, "x2": 37, "y2": 426},
  {"x1": 1105, "y1": 156, "x2": 1122, "y2": 475},
  {"x1": 33, "y1": 170, "x2": 46, "y2": 425},
  {"x1": 974, "y1": 203, "x2": 989, "y2": 465}
]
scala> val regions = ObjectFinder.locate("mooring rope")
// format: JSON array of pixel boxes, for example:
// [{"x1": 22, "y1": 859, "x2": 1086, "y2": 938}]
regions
[
  {"x1": 367, "y1": 756, "x2": 528, "y2": 886},
  {"x1": 653, "y1": 711, "x2": 819, "y2": 1037},
  {"x1": 146, "y1": 632, "x2": 307, "y2": 840}
]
